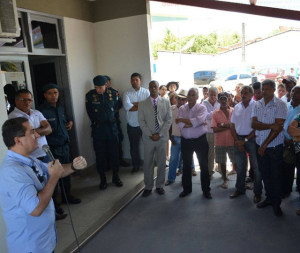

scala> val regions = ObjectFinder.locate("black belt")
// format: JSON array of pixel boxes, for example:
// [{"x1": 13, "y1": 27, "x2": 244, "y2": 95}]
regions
[{"x1": 237, "y1": 135, "x2": 248, "y2": 138}]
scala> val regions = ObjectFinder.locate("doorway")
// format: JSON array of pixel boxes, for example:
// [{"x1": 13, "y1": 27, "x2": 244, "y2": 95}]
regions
[{"x1": 29, "y1": 55, "x2": 79, "y2": 157}]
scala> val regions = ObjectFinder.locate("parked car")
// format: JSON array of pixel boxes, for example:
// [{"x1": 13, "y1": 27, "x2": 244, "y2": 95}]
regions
[
  {"x1": 223, "y1": 72, "x2": 265, "y2": 91},
  {"x1": 258, "y1": 68, "x2": 281, "y2": 81},
  {"x1": 194, "y1": 70, "x2": 218, "y2": 86}
]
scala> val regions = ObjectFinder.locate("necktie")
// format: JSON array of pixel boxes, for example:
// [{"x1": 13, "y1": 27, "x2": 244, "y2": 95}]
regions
[{"x1": 153, "y1": 99, "x2": 159, "y2": 133}]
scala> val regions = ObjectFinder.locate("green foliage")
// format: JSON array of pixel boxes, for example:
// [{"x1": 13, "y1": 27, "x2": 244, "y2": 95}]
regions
[{"x1": 152, "y1": 29, "x2": 241, "y2": 57}]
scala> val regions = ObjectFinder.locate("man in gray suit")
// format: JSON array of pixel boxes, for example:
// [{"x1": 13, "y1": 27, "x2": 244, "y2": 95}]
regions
[{"x1": 138, "y1": 80, "x2": 172, "y2": 197}]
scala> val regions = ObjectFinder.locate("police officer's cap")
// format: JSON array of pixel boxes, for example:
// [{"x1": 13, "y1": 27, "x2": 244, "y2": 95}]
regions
[
  {"x1": 93, "y1": 75, "x2": 107, "y2": 86},
  {"x1": 43, "y1": 83, "x2": 59, "y2": 93},
  {"x1": 104, "y1": 75, "x2": 111, "y2": 81}
]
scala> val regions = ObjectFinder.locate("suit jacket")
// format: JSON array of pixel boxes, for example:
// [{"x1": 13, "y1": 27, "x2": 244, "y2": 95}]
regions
[{"x1": 138, "y1": 96, "x2": 172, "y2": 142}]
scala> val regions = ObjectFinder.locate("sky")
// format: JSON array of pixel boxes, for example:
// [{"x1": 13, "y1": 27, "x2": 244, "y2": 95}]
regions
[{"x1": 149, "y1": 1, "x2": 300, "y2": 42}]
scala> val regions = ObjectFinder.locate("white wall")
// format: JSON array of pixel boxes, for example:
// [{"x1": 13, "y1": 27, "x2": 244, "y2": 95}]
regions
[
  {"x1": 94, "y1": 14, "x2": 152, "y2": 159},
  {"x1": 0, "y1": 90, "x2": 8, "y2": 253},
  {"x1": 63, "y1": 17, "x2": 97, "y2": 165}
]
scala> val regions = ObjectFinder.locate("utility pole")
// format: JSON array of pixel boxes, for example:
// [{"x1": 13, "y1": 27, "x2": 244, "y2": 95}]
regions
[{"x1": 242, "y1": 22, "x2": 246, "y2": 62}]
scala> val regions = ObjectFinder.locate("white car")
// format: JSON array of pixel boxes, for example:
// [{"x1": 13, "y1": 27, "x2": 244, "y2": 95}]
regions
[{"x1": 222, "y1": 72, "x2": 265, "y2": 92}]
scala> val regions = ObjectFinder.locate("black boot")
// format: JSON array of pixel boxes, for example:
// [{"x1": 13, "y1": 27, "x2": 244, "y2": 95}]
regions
[
  {"x1": 99, "y1": 174, "x2": 108, "y2": 190},
  {"x1": 112, "y1": 174, "x2": 123, "y2": 187}
]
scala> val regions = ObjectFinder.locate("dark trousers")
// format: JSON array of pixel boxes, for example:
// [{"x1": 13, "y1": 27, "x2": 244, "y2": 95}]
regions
[
  {"x1": 256, "y1": 144, "x2": 283, "y2": 207},
  {"x1": 117, "y1": 123, "x2": 124, "y2": 161},
  {"x1": 127, "y1": 124, "x2": 142, "y2": 168},
  {"x1": 282, "y1": 161, "x2": 296, "y2": 195},
  {"x1": 93, "y1": 137, "x2": 119, "y2": 182},
  {"x1": 50, "y1": 145, "x2": 71, "y2": 203},
  {"x1": 181, "y1": 135, "x2": 210, "y2": 193}
]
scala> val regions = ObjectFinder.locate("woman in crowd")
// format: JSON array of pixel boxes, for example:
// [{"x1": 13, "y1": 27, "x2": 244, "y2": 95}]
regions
[
  {"x1": 159, "y1": 85, "x2": 168, "y2": 98},
  {"x1": 277, "y1": 83, "x2": 287, "y2": 99}
]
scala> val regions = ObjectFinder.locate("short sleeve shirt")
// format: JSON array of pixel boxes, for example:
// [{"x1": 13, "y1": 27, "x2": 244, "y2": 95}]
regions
[
  {"x1": 211, "y1": 107, "x2": 234, "y2": 146},
  {"x1": 251, "y1": 96, "x2": 288, "y2": 147}
]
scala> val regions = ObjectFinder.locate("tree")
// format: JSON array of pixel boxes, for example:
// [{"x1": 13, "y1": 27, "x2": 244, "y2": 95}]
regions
[{"x1": 152, "y1": 29, "x2": 241, "y2": 57}]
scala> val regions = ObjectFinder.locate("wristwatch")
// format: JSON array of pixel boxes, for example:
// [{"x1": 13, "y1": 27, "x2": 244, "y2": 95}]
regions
[{"x1": 244, "y1": 138, "x2": 248, "y2": 142}]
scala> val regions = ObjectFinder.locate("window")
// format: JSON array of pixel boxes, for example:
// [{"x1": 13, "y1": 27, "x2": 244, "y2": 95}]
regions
[
  {"x1": 226, "y1": 74, "x2": 237, "y2": 81},
  {"x1": 31, "y1": 21, "x2": 59, "y2": 49},
  {"x1": 240, "y1": 74, "x2": 251, "y2": 79},
  {"x1": 29, "y1": 14, "x2": 62, "y2": 54}
]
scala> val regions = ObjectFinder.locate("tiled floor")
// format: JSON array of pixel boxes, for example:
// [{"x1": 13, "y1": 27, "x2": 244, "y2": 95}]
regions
[{"x1": 55, "y1": 165, "x2": 145, "y2": 253}]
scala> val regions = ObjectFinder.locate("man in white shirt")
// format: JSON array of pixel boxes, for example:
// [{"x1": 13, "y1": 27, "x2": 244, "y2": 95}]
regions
[
  {"x1": 8, "y1": 89, "x2": 52, "y2": 161},
  {"x1": 123, "y1": 73, "x2": 150, "y2": 173},
  {"x1": 230, "y1": 85, "x2": 262, "y2": 203}
]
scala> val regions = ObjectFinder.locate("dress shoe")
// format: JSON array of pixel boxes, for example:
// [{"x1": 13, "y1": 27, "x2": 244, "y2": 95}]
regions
[
  {"x1": 230, "y1": 191, "x2": 245, "y2": 199},
  {"x1": 273, "y1": 206, "x2": 283, "y2": 217},
  {"x1": 142, "y1": 189, "x2": 152, "y2": 197},
  {"x1": 296, "y1": 208, "x2": 300, "y2": 216},
  {"x1": 155, "y1": 188, "x2": 165, "y2": 195},
  {"x1": 112, "y1": 179, "x2": 123, "y2": 187},
  {"x1": 55, "y1": 213, "x2": 67, "y2": 221},
  {"x1": 55, "y1": 207, "x2": 65, "y2": 215},
  {"x1": 192, "y1": 170, "x2": 197, "y2": 176},
  {"x1": 62, "y1": 196, "x2": 81, "y2": 204},
  {"x1": 99, "y1": 182, "x2": 108, "y2": 190},
  {"x1": 131, "y1": 167, "x2": 139, "y2": 174},
  {"x1": 165, "y1": 180, "x2": 174, "y2": 186},
  {"x1": 253, "y1": 194, "x2": 262, "y2": 204},
  {"x1": 120, "y1": 159, "x2": 130, "y2": 167},
  {"x1": 203, "y1": 192, "x2": 212, "y2": 199},
  {"x1": 257, "y1": 199, "x2": 272, "y2": 208},
  {"x1": 179, "y1": 191, "x2": 191, "y2": 198}
]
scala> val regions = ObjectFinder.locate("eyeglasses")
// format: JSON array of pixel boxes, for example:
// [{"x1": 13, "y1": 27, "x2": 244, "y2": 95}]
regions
[
  {"x1": 31, "y1": 166, "x2": 44, "y2": 183},
  {"x1": 18, "y1": 98, "x2": 33, "y2": 102}
]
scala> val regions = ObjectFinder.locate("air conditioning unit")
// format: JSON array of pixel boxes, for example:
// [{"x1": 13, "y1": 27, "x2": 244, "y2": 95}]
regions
[{"x1": 0, "y1": 0, "x2": 20, "y2": 38}]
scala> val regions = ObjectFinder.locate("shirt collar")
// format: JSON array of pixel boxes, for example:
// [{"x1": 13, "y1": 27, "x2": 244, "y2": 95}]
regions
[
  {"x1": 15, "y1": 107, "x2": 33, "y2": 116},
  {"x1": 260, "y1": 95, "x2": 276, "y2": 106},
  {"x1": 7, "y1": 150, "x2": 33, "y2": 167},
  {"x1": 150, "y1": 96, "x2": 159, "y2": 105}
]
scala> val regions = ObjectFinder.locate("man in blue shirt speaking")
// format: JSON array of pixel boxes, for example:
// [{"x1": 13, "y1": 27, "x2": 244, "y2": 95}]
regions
[{"x1": 0, "y1": 117, "x2": 87, "y2": 253}]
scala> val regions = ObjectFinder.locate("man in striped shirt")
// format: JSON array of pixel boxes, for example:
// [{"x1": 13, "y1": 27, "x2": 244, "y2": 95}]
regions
[{"x1": 251, "y1": 79, "x2": 288, "y2": 217}]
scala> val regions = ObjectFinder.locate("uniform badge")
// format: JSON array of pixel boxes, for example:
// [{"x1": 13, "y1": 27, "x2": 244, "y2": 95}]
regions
[
  {"x1": 92, "y1": 94, "x2": 99, "y2": 102},
  {"x1": 95, "y1": 109, "x2": 98, "y2": 112}
]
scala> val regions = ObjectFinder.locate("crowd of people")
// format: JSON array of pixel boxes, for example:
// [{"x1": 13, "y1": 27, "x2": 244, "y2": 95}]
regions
[
  {"x1": 86, "y1": 73, "x2": 300, "y2": 218},
  {"x1": 1, "y1": 72, "x2": 300, "y2": 252}
]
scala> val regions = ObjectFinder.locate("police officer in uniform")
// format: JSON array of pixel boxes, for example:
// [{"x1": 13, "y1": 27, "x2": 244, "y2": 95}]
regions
[
  {"x1": 39, "y1": 83, "x2": 81, "y2": 220},
  {"x1": 86, "y1": 75, "x2": 123, "y2": 190},
  {"x1": 105, "y1": 75, "x2": 130, "y2": 167}
]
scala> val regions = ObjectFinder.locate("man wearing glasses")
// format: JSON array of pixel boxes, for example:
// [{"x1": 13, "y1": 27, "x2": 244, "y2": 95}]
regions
[{"x1": 8, "y1": 89, "x2": 52, "y2": 162}]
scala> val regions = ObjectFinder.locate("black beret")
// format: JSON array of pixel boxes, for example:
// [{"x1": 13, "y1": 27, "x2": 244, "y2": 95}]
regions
[
  {"x1": 104, "y1": 75, "x2": 111, "y2": 81},
  {"x1": 43, "y1": 83, "x2": 59, "y2": 93},
  {"x1": 93, "y1": 75, "x2": 107, "y2": 86}
]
